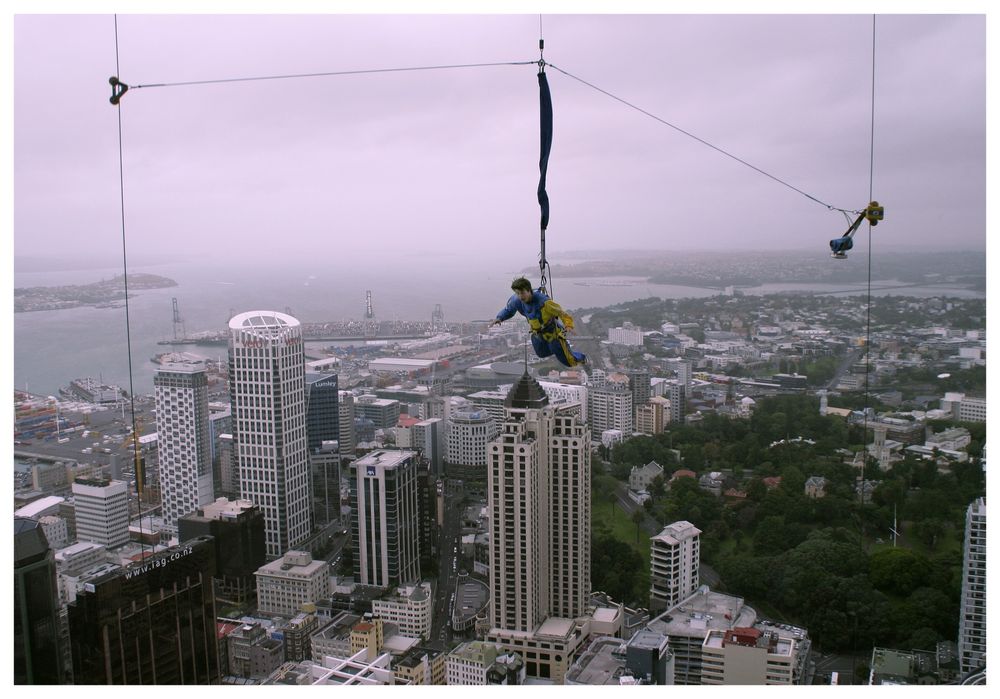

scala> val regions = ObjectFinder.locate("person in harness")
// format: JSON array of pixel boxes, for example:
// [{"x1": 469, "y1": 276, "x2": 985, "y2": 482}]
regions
[{"x1": 489, "y1": 277, "x2": 587, "y2": 368}]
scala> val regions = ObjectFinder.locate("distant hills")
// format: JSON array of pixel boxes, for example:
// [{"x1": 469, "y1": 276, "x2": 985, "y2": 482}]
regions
[{"x1": 14, "y1": 273, "x2": 178, "y2": 313}]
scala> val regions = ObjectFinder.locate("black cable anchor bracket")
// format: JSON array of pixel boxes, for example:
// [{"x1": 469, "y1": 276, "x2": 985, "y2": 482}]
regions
[
  {"x1": 109, "y1": 76, "x2": 129, "y2": 105},
  {"x1": 829, "y1": 201, "x2": 884, "y2": 259}
]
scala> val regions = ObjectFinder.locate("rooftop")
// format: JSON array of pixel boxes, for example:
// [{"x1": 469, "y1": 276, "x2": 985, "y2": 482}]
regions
[
  {"x1": 647, "y1": 587, "x2": 756, "y2": 639},
  {"x1": 565, "y1": 637, "x2": 628, "y2": 685},
  {"x1": 229, "y1": 310, "x2": 298, "y2": 331},
  {"x1": 651, "y1": 520, "x2": 701, "y2": 545},
  {"x1": 536, "y1": 616, "x2": 575, "y2": 639},
  {"x1": 505, "y1": 371, "x2": 549, "y2": 410},
  {"x1": 14, "y1": 495, "x2": 66, "y2": 519}
]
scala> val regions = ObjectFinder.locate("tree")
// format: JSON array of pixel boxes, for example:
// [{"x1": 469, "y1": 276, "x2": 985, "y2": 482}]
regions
[
  {"x1": 912, "y1": 518, "x2": 947, "y2": 551},
  {"x1": 746, "y1": 478, "x2": 767, "y2": 502},
  {"x1": 869, "y1": 548, "x2": 932, "y2": 597},
  {"x1": 649, "y1": 474, "x2": 666, "y2": 498},
  {"x1": 754, "y1": 516, "x2": 790, "y2": 555},
  {"x1": 632, "y1": 509, "x2": 645, "y2": 543},
  {"x1": 873, "y1": 479, "x2": 907, "y2": 509}
]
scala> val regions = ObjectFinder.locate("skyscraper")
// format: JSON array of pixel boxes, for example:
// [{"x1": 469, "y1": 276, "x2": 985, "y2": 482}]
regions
[
  {"x1": 154, "y1": 363, "x2": 214, "y2": 536},
  {"x1": 628, "y1": 368, "x2": 651, "y2": 415},
  {"x1": 350, "y1": 449, "x2": 421, "y2": 587},
  {"x1": 14, "y1": 517, "x2": 65, "y2": 684},
  {"x1": 486, "y1": 372, "x2": 591, "y2": 680},
  {"x1": 229, "y1": 311, "x2": 311, "y2": 559},
  {"x1": 72, "y1": 478, "x2": 129, "y2": 549},
  {"x1": 305, "y1": 371, "x2": 340, "y2": 452},
  {"x1": 67, "y1": 536, "x2": 220, "y2": 684},
  {"x1": 306, "y1": 372, "x2": 342, "y2": 528},
  {"x1": 958, "y1": 497, "x2": 986, "y2": 674}
]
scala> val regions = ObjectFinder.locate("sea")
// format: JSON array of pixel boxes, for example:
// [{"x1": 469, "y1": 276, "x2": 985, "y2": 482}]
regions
[{"x1": 13, "y1": 257, "x2": 984, "y2": 398}]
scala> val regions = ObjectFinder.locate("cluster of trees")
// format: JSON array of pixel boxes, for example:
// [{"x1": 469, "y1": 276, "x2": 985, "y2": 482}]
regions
[
  {"x1": 591, "y1": 532, "x2": 648, "y2": 607},
  {"x1": 590, "y1": 392, "x2": 985, "y2": 652}
]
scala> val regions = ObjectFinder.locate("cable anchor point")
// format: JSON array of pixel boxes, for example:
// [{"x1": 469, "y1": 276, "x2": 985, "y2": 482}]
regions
[
  {"x1": 538, "y1": 39, "x2": 546, "y2": 72},
  {"x1": 109, "y1": 76, "x2": 129, "y2": 105}
]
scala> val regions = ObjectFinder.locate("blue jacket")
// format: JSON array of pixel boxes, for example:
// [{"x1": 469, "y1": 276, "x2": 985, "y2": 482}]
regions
[{"x1": 495, "y1": 289, "x2": 575, "y2": 340}]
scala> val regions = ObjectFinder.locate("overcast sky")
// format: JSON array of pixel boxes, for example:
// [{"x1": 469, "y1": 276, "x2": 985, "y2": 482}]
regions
[{"x1": 12, "y1": 12, "x2": 986, "y2": 270}]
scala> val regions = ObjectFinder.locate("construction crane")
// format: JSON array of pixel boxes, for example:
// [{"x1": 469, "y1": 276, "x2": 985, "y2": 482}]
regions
[
  {"x1": 172, "y1": 297, "x2": 185, "y2": 340},
  {"x1": 431, "y1": 303, "x2": 445, "y2": 332},
  {"x1": 364, "y1": 290, "x2": 377, "y2": 338},
  {"x1": 122, "y1": 416, "x2": 147, "y2": 499}
]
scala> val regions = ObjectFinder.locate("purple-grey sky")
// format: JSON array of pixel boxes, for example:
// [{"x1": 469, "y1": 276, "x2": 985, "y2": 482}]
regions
[{"x1": 13, "y1": 13, "x2": 986, "y2": 269}]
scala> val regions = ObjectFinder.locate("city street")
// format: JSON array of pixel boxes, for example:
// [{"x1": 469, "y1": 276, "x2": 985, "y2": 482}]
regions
[{"x1": 431, "y1": 478, "x2": 465, "y2": 644}]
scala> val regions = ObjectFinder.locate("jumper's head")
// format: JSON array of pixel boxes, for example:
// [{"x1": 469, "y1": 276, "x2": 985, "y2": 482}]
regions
[{"x1": 511, "y1": 277, "x2": 533, "y2": 302}]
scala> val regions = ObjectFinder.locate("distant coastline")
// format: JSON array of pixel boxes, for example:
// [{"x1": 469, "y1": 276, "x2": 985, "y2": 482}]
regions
[{"x1": 14, "y1": 273, "x2": 178, "y2": 313}]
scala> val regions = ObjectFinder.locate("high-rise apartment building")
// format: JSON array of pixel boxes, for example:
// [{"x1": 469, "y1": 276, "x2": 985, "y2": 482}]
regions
[
  {"x1": 636, "y1": 396, "x2": 671, "y2": 436},
  {"x1": 229, "y1": 311, "x2": 311, "y2": 559},
  {"x1": 154, "y1": 363, "x2": 214, "y2": 535},
  {"x1": 67, "y1": 537, "x2": 220, "y2": 684},
  {"x1": 667, "y1": 381, "x2": 687, "y2": 424},
  {"x1": 350, "y1": 450, "x2": 421, "y2": 587},
  {"x1": 72, "y1": 478, "x2": 129, "y2": 549},
  {"x1": 589, "y1": 384, "x2": 633, "y2": 439},
  {"x1": 486, "y1": 372, "x2": 591, "y2": 681},
  {"x1": 650, "y1": 521, "x2": 701, "y2": 612},
  {"x1": 14, "y1": 517, "x2": 66, "y2": 685},
  {"x1": 628, "y1": 368, "x2": 651, "y2": 410},
  {"x1": 958, "y1": 497, "x2": 986, "y2": 674}
]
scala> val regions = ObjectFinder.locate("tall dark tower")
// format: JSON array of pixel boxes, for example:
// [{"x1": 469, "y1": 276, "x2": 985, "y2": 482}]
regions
[
  {"x1": 178, "y1": 500, "x2": 267, "y2": 608},
  {"x1": 305, "y1": 372, "x2": 340, "y2": 452},
  {"x1": 67, "y1": 537, "x2": 221, "y2": 684},
  {"x1": 14, "y1": 517, "x2": 65, "y2": 684}
]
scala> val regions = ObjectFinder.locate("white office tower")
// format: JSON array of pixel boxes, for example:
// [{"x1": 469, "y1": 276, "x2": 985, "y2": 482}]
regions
[
  {"x1": 958, "y1": 497, "x2": 986, "y2": 674},
  {"x1": 446, "y1": 409, "x2": 499, "y2": 470},
  {"x1": 154, "y1": 363, "x2": 214, "y2": 536},
  {"x1": 650, "y1": 521, "x2": 701, "y2": 613},
  {"x1": 338, "y1": 390, "x2": 356, "y2": 458},
  {"x1": 350, "y1": 450, "x2": 421, "y2": 587},
  {"x1": 608, "y1": 323, "x2": 644, "y2": 346},
  {"x1": 589, "y1": 384, "x2": 633, "y2": 439},
  {"x1": 666, "y1": 358, "x2": 692, "y2": 392},
  {"x1": 71, "y1": 478, "x2": 129, "y2": 548},
  {"x1": 229, "y1": 311, "x2": 311, "y2": 559},
  {"x1": 488, "y1": 372, "x2": 591, "y2": 629}
]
